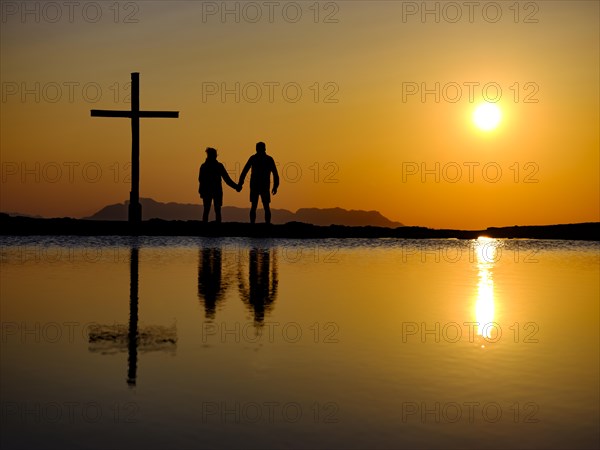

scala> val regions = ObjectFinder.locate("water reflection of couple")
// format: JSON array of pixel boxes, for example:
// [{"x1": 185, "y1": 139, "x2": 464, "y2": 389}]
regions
[
  {"x1": 199, "y1": 141, "x2": 280, "y2": 224},
  {"x1": 197, "y1": 247, "x2": 278, "y2": 324}
]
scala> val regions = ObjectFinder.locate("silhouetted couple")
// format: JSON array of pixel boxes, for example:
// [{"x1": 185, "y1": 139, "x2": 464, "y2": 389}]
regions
[
  {"x1": 197, "y1": 246, "x2": 278, "y2": 324},
  {"x1": 198, "y1": 142, "x2": 279, "y2": 224}
]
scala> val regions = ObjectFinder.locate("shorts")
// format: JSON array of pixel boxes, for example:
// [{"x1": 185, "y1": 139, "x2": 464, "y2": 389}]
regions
[
  {"x1": 202, "y1": 194, "x2": 223, "y2": 207},
  {"x1": 250, "y1": 189, "x2": 270, "y2": 204}
]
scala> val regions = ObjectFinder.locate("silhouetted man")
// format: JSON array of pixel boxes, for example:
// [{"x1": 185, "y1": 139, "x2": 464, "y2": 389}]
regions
[
  {"x1": 199, "y1": 147, "x2": 238, "y2": 223},
  {"x1": 238, "y1": 248, "x2": 278, "y2": 325},
  {"x1": 238, "y1": 142, "x2": 280, "y2": 224}
]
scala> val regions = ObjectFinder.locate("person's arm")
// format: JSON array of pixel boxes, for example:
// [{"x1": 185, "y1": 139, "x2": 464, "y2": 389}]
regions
[
  {"x1": 271, "y1": 158, "x2": 279, "y2": 194},
  {"x1": 198, "y1": 165, "x2": 203, "y2": 195},
  {"x1": 220, "y1": 163, "x2": 238, "y2": 190},
  {"x1": 239, "y1": 157, "x2": 253, "y2": 186}
]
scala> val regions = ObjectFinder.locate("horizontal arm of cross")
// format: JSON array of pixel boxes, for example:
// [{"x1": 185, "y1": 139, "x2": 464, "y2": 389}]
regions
[
  {"x1": 91, "y1": 110, "x2": 179, "y2": 118},
  {"x1": 91, "y1": 110, "x2": 131, "y2": 118},
  {"x1": 139, "y1": 111, "x2": 179, "y2": 118}
]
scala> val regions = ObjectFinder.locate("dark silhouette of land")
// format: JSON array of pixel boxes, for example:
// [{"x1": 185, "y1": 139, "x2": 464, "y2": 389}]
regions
[
  {"x1": 1, "y1": 213, "x2": 597, "y2": 240},
  {"x1": 83, "y1": 198, "x2": 404, "y2": 227}
]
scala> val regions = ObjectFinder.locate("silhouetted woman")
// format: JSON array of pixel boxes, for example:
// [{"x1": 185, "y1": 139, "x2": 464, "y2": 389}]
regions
[{"x1": 198, "y1": 147, "x2": 238, "y2": 223}]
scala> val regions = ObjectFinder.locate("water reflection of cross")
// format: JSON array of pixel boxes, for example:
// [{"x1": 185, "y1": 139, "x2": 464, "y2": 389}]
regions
[
  {"x1": 88, "y1": 247, "x2": 177, "y2": 388},
  {"x1": 127, "y1": 247, "x2": 139, "y2": 386},
  {"x1": 91, "y1": 73, "x2": 179, "y2": 223}
]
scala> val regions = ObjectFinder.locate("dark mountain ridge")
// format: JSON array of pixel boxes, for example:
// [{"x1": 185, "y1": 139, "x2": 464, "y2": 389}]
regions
[{"x1": 83, "y1": 198, "x2": 404, "y2": 227}]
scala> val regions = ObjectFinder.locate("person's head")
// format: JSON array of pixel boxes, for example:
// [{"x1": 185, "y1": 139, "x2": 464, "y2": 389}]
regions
[
  {"x1": 256, "y1": 142, "x2": 266, "y2": 154},
  {"x1": 205, "y1": 147, "x2": 217, "y2": 160}
]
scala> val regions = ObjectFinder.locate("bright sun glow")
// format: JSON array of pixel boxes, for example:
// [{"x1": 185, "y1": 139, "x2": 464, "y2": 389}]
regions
[{"x1": 473, "y1": 103, "x2": 502, "y2": 131}]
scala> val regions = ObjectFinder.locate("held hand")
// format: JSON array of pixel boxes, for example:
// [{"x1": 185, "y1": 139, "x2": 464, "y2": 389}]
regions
[{"x1": 236, "y1": 183, "x2": 242, "y2": 192}]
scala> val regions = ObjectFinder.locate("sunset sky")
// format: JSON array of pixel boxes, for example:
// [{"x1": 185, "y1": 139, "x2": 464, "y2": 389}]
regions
[{"x1": 1, "y1": 1, "x2": 598, "y2": 229}]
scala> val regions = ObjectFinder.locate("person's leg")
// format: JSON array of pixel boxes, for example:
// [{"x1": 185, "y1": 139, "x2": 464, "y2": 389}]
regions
[
  {"x1": 202, "y1": 198, "x2": 211, "y2": 223},
  {"x1": 263, "y1": 200, "x2": 271, "y2": 224},
  {"x1": 250, "y1": 201, "x2": 258, "y2": 224},
  {"x1": 261, "y1": 191, "x2": 272, "y2": 224},
  {"x1": 215, "y1": 196, "x2": 223, "y2": 223}
]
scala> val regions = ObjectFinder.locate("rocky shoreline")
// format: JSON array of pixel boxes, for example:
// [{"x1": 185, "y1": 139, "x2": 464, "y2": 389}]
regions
[{"x1": 1, "y1": 214, "x2": 597, "y2": 240}]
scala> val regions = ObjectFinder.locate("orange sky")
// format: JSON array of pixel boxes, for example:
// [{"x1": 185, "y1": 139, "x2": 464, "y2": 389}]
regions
[{"x1": 1, "y1": 1, "x2": 598, "y2": 229}]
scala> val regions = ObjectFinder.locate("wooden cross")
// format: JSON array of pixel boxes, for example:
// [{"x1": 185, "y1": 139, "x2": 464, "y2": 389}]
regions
[{"x1": 91, "y1": 72, "x2": 179, "y2": 223}]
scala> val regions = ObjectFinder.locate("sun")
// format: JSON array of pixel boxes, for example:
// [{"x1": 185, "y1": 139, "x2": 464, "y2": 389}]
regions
[{"x1": 473, "y1": 103, "x2": 502, "y2": 131}]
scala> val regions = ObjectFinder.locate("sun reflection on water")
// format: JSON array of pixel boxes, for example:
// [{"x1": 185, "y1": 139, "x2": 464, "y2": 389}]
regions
[{"x1": 474, "y1": 237, "x2": 499, "y2": 340}]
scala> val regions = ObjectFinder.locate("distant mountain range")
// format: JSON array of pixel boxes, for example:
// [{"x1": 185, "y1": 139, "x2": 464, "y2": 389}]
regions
[
  {"x1": 2, "y1": 212, "x2": 45, "y2": 219},
  {"x1": 83, "y1": 198, "x2": 404, "y2": 227}
]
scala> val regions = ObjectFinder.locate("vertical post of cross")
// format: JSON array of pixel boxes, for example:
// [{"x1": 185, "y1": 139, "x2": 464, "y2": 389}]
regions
[{"x1": 130, "y1": 73, "x2": 141, "y2": 223}]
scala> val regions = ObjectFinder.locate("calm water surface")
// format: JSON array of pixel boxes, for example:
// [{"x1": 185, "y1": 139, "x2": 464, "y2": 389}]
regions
[{"x1": 1, "y1": 237, "x2": 598, "y2": 449}]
